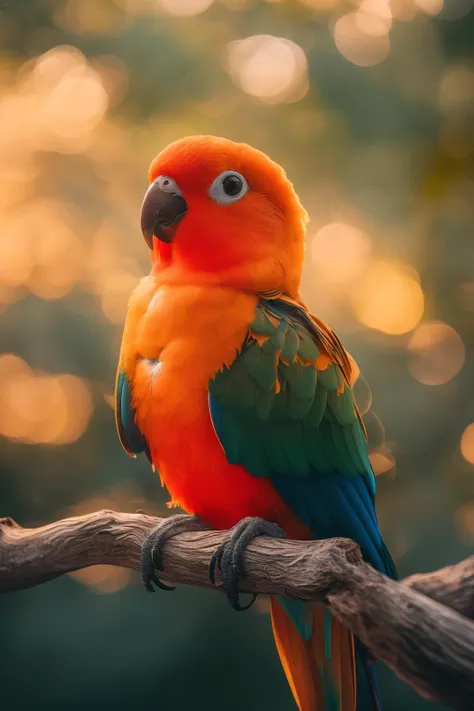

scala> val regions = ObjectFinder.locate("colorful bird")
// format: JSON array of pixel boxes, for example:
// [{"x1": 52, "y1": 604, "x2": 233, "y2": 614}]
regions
[{"x1": 115, "y1": 135, "x2": 396, "y2": 711}]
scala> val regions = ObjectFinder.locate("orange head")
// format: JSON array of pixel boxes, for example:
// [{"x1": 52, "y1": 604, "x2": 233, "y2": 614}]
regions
[{"x1": 140, "y1": 135, "x2": 307, "y2": 297}]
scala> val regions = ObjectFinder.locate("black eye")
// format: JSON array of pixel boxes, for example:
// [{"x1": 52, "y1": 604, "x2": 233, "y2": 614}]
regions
[
  {"x1": 223, "y1": 174, "x2": 243, "y2": 196},
  {"x1": 209, "y1": 170, "x2": 249, "y2": 205}
]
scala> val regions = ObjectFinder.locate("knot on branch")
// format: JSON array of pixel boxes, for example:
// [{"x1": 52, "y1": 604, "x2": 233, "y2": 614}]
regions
[{"x1": 0, "y1": 516, "x2": 20, "y2": 530}]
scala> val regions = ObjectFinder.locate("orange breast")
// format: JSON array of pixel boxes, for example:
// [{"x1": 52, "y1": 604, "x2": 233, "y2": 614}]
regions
[{"x1": 121, "y1": 277, "x2": 307, "y2": 536}]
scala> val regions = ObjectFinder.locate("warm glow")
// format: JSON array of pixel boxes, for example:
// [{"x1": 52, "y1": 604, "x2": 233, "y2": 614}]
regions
[
  {"x1": 437, "y1": 116, "x2": 472, "y2": 159},
  {"x1": 455, "y1": 503, "x2": 474, "y2": 545},
  {"x1": 254, "y1": 597, "x2": 271, "y2": 614},
  {"x1": 333, "y1": 13, "x2": 390, "y2": 67},
  {"x1": 226, "y1": 36, "x2": 308, "y2": 103},
  {"x1": 414, "y1": 0, "x2": 443, "y2": 15},
  {"x1": 69, "y1": 565, "x2": 131, "y2": 593},
  {"x1": 390, "y1": 0, "x2": 416, "y2": 20},
  {"x1": 0, "y1": 283, "x2": 19, "y2": 310},
  {"x1": 0, "y1": 200, "x2": 84, "y2": 300},
  {"x1": 298, "y1": 0, "x2": 339, "y2": 8},
  {"x1": 160, "y1": 0, "x2": 214, "y2": 14},
  {"x1": 440, "y1": 0, "x2": 474, "y2": 20},
  {"x1": 0, "y1": 230, "x2": 34, "y2": 288},
  {"x1": 438, "y1": 66, "x2": 474, "y2": 109},
  {"x1": 461, "y1": 423, "x2": 474, "y2": 465},
  {"x1": 13, "y1": 46, "x2": 110, "y2": 154},
  {"x1": 369, "y1": 451, "x2": 395, "y2": 476},
  {"x1": 356, "y1": 0, "x2": 392, "y2": 36},
  {"x1": 311, "y1": 222, "x2": 371, "y2": 286},
  {"x1": 407, "y1": 321, "x2": 465, "y2": 386},
  {"x1": 364, "y1": 409, "x2": 386, "y2": 451},
  {"x1": 352, "y1": 261, "x2": 424, "y2": 334},
  {"x1": 0, "y1": 354, "x2": 93, "y2": 444},
  {"x1": 54, "y1": 0, "x2": 127, "y2": 35},
  {"x1": 99, "y1": 271, "x2": 139, "y2": 324},
  {"x1": 353, "y1": 373, "x2": 372, "y2": 415},
  {"x1": 54, "y1": 375, "x2": 95, "y2": 444}
]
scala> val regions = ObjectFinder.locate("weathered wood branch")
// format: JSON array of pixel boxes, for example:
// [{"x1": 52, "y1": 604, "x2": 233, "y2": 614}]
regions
[{"x1": 1, "y1": 511, "x2": 473, "y2": 710}]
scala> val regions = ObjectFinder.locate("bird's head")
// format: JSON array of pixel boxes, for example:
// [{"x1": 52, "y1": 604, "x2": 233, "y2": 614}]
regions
[{"x1": 141, "y1": 135, "x2": 307, "y2": 297}]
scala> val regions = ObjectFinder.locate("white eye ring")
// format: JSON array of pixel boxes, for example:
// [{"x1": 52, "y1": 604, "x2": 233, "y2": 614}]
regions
[
  {"x1": 154, "y1": 175, "x2": 182, "y2": 196},
  {"x1": 209, "y1": 170, "x2": 248, "y2": 205}
]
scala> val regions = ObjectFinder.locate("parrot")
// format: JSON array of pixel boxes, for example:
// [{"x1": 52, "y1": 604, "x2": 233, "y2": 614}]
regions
[{"x1": 115, "y1": 135, "x2": 397, "y2": 711}]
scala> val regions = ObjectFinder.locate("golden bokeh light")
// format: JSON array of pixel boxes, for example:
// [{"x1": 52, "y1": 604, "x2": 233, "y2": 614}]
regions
[
  {"x1": 0, "y1": 200, "x2": 85, "y2": 301},
  {"x1": 460, "y1": 423, "x2": 474, "y2": 465},
  {"x1": 69, "y1": 565, "x2": 131, "y2": 594},
  {"x1": 390, "y1": 0, "x2": 416, "y2": 20},
  {"x1": 333, "y1": 13, "x2": 390, "y2": 67},
  {"x1": 0, "y1": 283, "x2": 20, "y2": 311},
  {"x1": 455, "y1": 502, "x2": 474, "y2": 545},
  {"x1": 298, "y1": 0, "x2": 339, "y2": 8},
  {"x1": 369, "y1": 451, "x2": 395, "y2": 476},
  {"x1": 407, "y1": 321, "x2": 465, "y2": 386},
  {"x1": 0, "y1": 46, "x2": 110, "y2": 158},
  {"x1": 440, "y1": 0, "x2": 474, "y2": 20},
  {"x1": 160, "y1": 0, "x2": 215, "y2": 15},
  {"x1": 0, "y1": 354, "x2": 93, "y2": 445},
  {"x1": 99, "y1": 271, "x2": 140, "y2": 324},
  {"x1": 35, "y1": 50, "x2": 109, "y2": 151},
  {"x1": 54, "y1": 375, "x2": 95, "y2": 444},
  {"x1": 352, "y1": 261, "x2": 424, "y2": 335},
  {"x1": 414, "y1": 0, "x2": 444, "y2": 15},
  {"x1": 438, "y1": 115, "x2": 474, "y2": 158},
  {"x1": 226, "y1": 36, "x2": 309, "y2": 103},
  {"x1": 438, "y1": 66, "x2": 474, "y2": 109},
  {"x1": 0, "y1": 231, "x2": 34, "y2": 288},
  {"x1": 311, "y1": 222, "x2": 371, "y2": 286},
  {"x1": 356, "y1": 0, "x2": 393, "y2": 36},
  {"x1": 54, "y1": 0, "x2": 128, "y2": 35},
  {"x1": 85, "y1": 220, "x2": 144, "y2": 323},
  {"x1": 253, "y1": 597, "x2": 271, "y2": 614}
]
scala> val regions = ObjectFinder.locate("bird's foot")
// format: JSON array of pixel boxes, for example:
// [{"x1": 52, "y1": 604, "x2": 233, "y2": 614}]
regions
[
  {"x1": 209, "y1": 516, "x2": 286, "y2": 611},
  {"x1": 141, "y1": 514, "x2": 207, "y2": 593}
]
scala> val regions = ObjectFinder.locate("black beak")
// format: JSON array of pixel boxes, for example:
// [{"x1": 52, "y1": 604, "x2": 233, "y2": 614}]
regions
[{"x1": 140, "y1": 179, "x2": 187, "y2": 248}]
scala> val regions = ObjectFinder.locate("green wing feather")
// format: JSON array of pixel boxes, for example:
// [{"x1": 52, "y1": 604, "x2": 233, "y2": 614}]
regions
[
  {"x1": 209, "y1": 298, "x2": 396, "y2": 711},
  {"x1": 209, "y1": 299, "x2": 373, "y2": 486}
]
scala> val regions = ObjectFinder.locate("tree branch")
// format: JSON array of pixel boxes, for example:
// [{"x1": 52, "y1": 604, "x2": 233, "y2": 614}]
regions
[{"x1": 1, "y1": 511, "x2": 473, "y2": 710}]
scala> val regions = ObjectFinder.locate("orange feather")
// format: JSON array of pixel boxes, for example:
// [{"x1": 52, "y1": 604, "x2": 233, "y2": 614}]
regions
[
  {"x1": 121, "y1": 279, "x2": 307, "y2": 535},
  {"x1": 119, "y1": 135, "x2": 364, "y2": 711},
  {"x1": 271, "y1": 599, "x2": 356, "y2": 711}
]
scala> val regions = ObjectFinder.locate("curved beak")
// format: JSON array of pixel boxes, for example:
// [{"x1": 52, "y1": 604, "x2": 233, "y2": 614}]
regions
[{"x1": 140, "y1": 179, "x2": 187, "y2": 248}]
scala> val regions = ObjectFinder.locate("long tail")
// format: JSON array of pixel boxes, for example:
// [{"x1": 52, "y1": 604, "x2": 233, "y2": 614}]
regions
[{"x1": 271, "y1": 598, "x2": 379, "y2": 711}]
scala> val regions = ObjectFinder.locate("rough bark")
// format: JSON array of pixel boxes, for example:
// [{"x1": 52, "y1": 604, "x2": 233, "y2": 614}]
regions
[{"x1": 1, "y1": 511, "x2": 473, "y2": 710}]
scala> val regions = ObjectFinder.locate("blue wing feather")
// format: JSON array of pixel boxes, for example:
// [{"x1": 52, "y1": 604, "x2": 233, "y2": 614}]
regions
[
  {"x1": 209, "y1": 299, "x2": 396, "y2": 710},
  {"x1": 209, "y1": 300, "x2": 396, "y2": 577},
  {"x1": 115, "y1": 371, "x2": 151, "y2": 461}
]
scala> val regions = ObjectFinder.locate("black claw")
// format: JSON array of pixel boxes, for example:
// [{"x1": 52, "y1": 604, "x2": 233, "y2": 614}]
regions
[
  {"x1": 209, "y1": 517, "x2": 286, "y2": 612},
  {"x1": 231, "y1": 594, "x2": 258, "y2": 612},
  {"x1": 141, "y1": 514, "x2": 207, "y2": 593},
  {"x1": 141, "y1": 537, "x2": 175, "y2": 592},
  {"x1": 209, "y1": 545, "x2": 225, "y2": 586}
]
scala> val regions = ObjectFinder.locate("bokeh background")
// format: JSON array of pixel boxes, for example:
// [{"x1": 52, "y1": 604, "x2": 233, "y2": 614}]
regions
[{"x1": 1, "y1": 0, "x2": 473, "y2": 709}]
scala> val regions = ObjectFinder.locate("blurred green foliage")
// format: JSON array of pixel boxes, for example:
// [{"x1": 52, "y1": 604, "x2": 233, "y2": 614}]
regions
[{"x1": 1, "y1": 1, "x2": 473, "y2": 710}]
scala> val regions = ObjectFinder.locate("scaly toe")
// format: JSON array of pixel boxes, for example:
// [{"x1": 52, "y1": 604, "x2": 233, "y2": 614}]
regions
[
  {"x1": 141, "y1": 513, "x2": 207, "y2": 593},
  {"x1": 209, "y1": 517, "x2": 286, "y2": 611}
]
